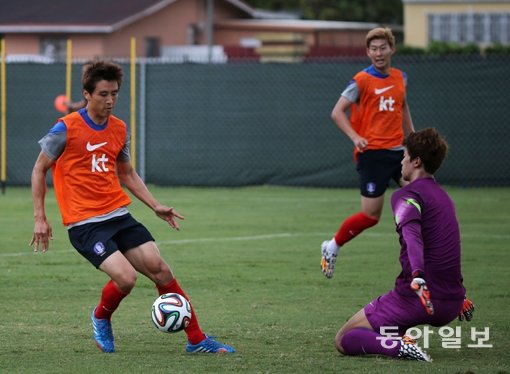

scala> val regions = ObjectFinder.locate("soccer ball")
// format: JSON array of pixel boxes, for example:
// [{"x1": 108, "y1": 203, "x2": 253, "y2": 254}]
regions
[{"x1": 151, "y1": 293, "x2": 192, "y2": 333}]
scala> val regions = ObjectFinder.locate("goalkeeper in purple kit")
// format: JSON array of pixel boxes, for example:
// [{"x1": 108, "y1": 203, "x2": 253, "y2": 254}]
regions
[{"x1": 335, "y1": 128, "x2": 475, "y2": 362}]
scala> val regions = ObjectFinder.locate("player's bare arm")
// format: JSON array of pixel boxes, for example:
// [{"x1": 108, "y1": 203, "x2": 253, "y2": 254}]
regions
[
  {"x1": 30, "y1": 151, "x2": 55, "y2": 252},
  {"x1": 331, "y1": 95, "x2": 368, "y2": 152},
  {"x1": 402, "y1": 98, "x2": 415, "y2": 136},
  {"x1": 116, "y1": 161, "x2": 184, "y2": 230}
]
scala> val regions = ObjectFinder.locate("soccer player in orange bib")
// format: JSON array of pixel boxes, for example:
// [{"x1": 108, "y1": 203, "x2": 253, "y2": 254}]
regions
[
  {"x1": 321, "y1": 28, "x2": 415, "y2": 278},
  {"x1": 31, "y1": 60, "x2": 235, "y2": 354}
]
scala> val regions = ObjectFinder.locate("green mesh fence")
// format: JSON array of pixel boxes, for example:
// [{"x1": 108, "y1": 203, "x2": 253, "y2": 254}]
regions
[{"x1": 1, "y1": 55, "x2": 509, "y2": 187}]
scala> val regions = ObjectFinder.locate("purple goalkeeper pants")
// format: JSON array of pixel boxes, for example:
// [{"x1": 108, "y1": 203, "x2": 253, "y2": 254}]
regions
[{"x1": 364, "y1": 289, "x2": 464, "y2": 336}]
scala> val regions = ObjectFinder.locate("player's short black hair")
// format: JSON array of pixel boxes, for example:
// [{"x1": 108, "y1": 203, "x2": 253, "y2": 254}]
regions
[
  {"x1": 82, "y1": 60, "x2": 123, "y2": 94},
  {"x1": 404, "y1": 128, "x2": 449, "y2": 174}
]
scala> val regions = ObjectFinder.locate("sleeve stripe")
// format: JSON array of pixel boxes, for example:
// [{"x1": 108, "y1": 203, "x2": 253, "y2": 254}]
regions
[{"x1": 406, "y1": 198, "x2": 422, "y2": 213}]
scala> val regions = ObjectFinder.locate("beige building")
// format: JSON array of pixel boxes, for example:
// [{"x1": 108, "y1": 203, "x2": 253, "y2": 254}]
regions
[{"x1": 403, "y1": 0, "x2": 510, "y2": 48}]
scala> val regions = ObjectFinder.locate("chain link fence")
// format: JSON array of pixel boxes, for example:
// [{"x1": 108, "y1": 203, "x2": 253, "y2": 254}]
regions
[{"x1": 1, "y1": 54, "x2": 509, "y2": 187}]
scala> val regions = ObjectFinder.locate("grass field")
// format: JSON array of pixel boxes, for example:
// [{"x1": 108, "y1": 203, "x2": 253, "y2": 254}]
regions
[{"x1": 0, "y1": 186, "x2": 509, "y2": 373}]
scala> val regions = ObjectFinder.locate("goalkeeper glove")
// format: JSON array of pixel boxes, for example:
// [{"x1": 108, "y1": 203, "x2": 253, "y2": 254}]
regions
[
  {"x1": 458, "y1": 297, "x2": 475, "y2": 321},
  {"x1": 410, "y1": 271, "x2": 434, "y2": 316}
]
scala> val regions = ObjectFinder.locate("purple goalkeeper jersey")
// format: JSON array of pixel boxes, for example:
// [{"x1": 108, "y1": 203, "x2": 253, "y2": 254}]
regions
[{"x1": 391, "y1": 177, "x2": 465, "y2": 300}]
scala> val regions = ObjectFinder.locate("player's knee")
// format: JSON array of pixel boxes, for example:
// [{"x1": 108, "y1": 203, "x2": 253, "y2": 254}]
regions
[
  {"x1": 116, "y1": 271, "x2": 137, "y2": 293},
  {"x1": 145, "y1": 257, "x2": 173, "y2": 284},
  {"x1": 155, "y1": 262, "x2": 174, "y2": 284},
  {"x1": 335, "y1": 331, "x2": 346, "y2": 354}
]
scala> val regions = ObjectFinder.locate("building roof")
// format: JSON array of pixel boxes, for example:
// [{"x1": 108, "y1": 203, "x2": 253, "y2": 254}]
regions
[
  {"x1": 0, "y1": 0, "x2": 255, "y2": 33},
  {"x1": 216, "y1": 19, "x2": 382, "y2": 32}
]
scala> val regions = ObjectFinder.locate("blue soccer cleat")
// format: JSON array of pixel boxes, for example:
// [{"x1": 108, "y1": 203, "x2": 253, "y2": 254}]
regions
[
  {"x1": 186, "y1": 335, "x2": 235, "y2": 353},
  {"x1": 91, "y1": 308, "x2": 115, "y2": 353}
]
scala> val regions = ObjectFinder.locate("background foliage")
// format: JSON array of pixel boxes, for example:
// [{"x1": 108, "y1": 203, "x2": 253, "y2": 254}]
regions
[{"x1": 244, "y1": 0, "x2": 403, "y2": 24}]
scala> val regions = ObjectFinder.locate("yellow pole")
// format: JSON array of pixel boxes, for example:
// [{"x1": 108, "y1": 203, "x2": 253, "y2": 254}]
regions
[
  {"x1": 1, "y1": 39, "x2": 6, "y2": 193},
  {"x1": 130, "y1": 37, "x2": 137, "y2": 170},
  {"x1": 66, "y1": 39, "x2": 72, "y2": 101}
]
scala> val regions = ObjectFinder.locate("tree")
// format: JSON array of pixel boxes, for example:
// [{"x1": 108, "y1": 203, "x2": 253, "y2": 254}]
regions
[{"x1": 243, "y1": 0, "x2": 403, "y2": 25}]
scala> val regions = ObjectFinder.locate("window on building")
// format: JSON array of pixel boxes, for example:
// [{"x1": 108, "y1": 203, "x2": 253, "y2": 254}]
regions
[
  {"x1": 40, "y1": 37, "x2": 67, "y2": 61},
  {"x1": 145, "y1": 37, "x2": 161, "y2": 57},
  {"x1": 428, "y1": 12, "x2": 510, "y2": 45}
]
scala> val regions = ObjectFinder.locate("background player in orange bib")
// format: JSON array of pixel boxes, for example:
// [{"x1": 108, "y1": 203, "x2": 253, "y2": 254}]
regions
[
  {"x1": 31, "y1": 60, "x2": 235, "y2": 354},
  {"x1": 321, "y1": 28, "x2": 415, "y2": 278}
]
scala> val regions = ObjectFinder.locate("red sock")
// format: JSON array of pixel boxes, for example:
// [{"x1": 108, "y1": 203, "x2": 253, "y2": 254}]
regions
[
  {"x1": 157, "y1": 279, "x2": 206, "y2": 344},
  {"x1": 334, "y1": 212, "x2": 379, "y2": 246},
  {"x1": 94, "y1": 280, "x2": 129, "y2": 320}
]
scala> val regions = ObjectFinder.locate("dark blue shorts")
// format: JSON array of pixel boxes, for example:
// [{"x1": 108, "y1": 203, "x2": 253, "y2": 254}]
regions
[
  {"x1": 364, "y1": 289, "x2": 464, "y2": 336},
  {"x1": 356, "y1": 149, "x2": 404, "y2": 198},
  {"x1": 68, "y1": 214, "x2": 155, "y2": 269}
]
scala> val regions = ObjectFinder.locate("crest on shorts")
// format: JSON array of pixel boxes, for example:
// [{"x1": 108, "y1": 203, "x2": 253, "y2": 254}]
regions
[
  {"x1": 93, "y1": 242, "x2": 106, "y2": 256},
  {"x1": 366, "y1": 182, "x2": 376, "y2": 195}
]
